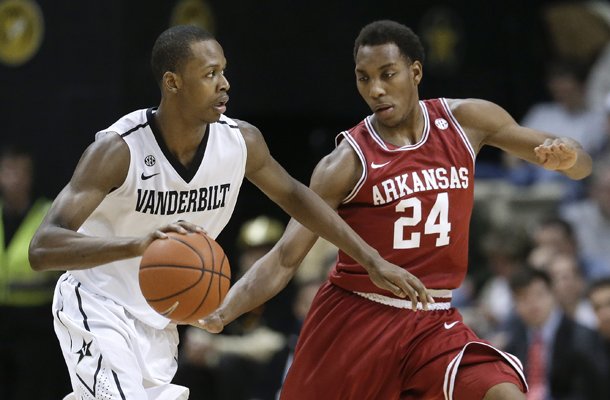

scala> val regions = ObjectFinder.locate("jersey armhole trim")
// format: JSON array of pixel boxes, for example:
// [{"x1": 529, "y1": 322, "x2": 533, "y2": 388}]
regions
[
  {"x1": 233, "y1": 124, "x2": 248, "y2": 178},
  {"x1": 336, "y1": 131, "x2": 367, "y2": 204},
  {"x1": 440, "y1": 98, "x2": 477, "y2": 166},
  {"x1": 97, "y1": 131, "x2": 132, "y2": 198}
]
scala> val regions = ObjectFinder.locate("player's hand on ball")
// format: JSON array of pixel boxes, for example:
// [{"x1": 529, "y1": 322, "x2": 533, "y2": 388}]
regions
[
  {"x1": 172, "y1": 220, "x2": 207, "y2": 235},
  {"x1": 535, "y1": 138, "x2": 578, "y2": 171},
  {"x1": 196, "y1": 311, "x2": 225, "y2": 333},
  {"x1": 367, "y1": 260, "x2": 433, "y2": 311},
  {"x1": 136, "y1": 222, "x2": 207, "y2": 255},
  {"x1": 155, "y1": 220, "x2": 207, "y2": 238}
]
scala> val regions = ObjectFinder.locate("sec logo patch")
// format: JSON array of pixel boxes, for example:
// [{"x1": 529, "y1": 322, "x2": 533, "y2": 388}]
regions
[{"x1": 434, "y1": 118, "x2": 449, "y2": 130}]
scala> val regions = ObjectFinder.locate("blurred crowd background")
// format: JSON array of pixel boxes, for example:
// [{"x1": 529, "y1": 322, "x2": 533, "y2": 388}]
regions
[{"x1": 1, "y1": 0, "x2": 610, "y2": 399}]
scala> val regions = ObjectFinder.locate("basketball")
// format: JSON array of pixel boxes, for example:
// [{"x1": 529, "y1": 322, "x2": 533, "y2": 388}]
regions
[{"x1": 139, "y1": 231, "x2": 231, "y2": 324}]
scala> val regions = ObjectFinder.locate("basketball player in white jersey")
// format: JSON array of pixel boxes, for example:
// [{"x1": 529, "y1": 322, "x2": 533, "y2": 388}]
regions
[
  {"x1": 28, "y1": 25, "x2": 430, "y2": 400},
  {"x1": 200, "y1": 21, "x2": 593, "y2": 399}
]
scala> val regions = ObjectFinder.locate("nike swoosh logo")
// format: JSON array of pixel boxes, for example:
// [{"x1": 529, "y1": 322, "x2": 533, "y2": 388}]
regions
[
  {"x1": 444, "y1": 321, "x2": 459, "y2": 329},
  {"x1": 141, "y1": 172, "x2": 160, "y2": 180},
  {"x1": 160, "y1": 301, "x2": 180, "y2": 317},
  {"x1": 370, "y1": 161, "x2": 391, "y2": 169}
]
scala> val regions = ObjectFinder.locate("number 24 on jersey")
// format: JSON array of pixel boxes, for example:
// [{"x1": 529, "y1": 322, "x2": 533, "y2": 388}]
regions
[{"x1": 393, "y1": 192, "x2": 451, "y2": 249}]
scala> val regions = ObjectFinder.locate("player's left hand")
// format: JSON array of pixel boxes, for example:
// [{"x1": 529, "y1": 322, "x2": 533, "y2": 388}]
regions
[
  {"x1": 534, "y1": 138, "x2": 578, "y2": 171},
  {"x1": 172, "y1": 220, "x2": 208, "y2": 235}
]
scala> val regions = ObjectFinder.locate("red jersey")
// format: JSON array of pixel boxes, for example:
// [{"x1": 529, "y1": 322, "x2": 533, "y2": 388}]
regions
[{"x1": 329, "y1": 98, "x2": 476, "y2": 294}]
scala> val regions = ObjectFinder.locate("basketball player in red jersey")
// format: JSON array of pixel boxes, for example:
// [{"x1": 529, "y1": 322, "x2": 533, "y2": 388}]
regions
[{"x1": 200, "y1": 20, "x2": 592, "y2": 399}]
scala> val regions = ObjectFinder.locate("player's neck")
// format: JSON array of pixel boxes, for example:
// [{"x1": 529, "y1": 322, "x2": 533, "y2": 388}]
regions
[
  {"x1": 372, "y1": 106, "x2": 424, "y2": 147},
  {"x1": 155, "y1": 104, "x2": 207, "y2": 137},
  {"x1": 154, "y1": 105, "x2": 208, "y2": 167}
]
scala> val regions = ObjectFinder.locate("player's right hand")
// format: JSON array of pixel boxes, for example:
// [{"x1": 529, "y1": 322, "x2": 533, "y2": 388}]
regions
[
  {"x1": 196, "y1": 311, "x2": 225, "y2": 333},
  {"x1": 367, "y1": 260, "x2": 433, "y2": 311}
]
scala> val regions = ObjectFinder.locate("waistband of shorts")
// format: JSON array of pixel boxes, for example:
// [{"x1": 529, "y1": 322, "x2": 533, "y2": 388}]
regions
[{"x1": 354, "y1": 289, "x2": 452, "y2": 310}]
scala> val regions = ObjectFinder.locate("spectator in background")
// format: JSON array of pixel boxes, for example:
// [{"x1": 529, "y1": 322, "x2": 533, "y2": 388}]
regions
[
  {"x1": 587, "y1": 277, "x2": 610, "y2": 381},
  {"x1": 474, "y1": 226, "x2": 527, "y2": 343},
  {"x1": 524, "y1": 215, "x2": 598, "y2": 327},
  {"x1": 584, "y1": 9, "x2": 610, "y2": 114},
  {"x1": 546, "y1": 254, "x2": 597, "y2": 329},
  {"x1": 526, "y1": 215, "x2": 602, "y2": 282},
  {"x1": 505, "y1": 267, "x2": 608, "y2": 400},
  {"x1": 527, "y1": 216, "x2": 579, "y2": 270},
  {"x1": 505, "y1": 60, "x2": 607, "y2": 201},
  {"x1": 560, "y1": 158, "x2": 610, "y2": 278},
  {"x1": 0, "y1": 145, "x2": 70, "y2": 400},
  {"x1": 586, "y1": 43, "x2": 610, "y2": 112},
  {"x1": 177, "y1": 216, "x2": 291, "y2": 400},
  {"x1": 523, "y1": 60, "x2": 607, "y2": 156}
]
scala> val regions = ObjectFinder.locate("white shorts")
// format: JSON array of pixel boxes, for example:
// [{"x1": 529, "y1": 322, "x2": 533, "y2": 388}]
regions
[{"x1": 52, "y1": 273, "x2": 189, "y2": 400}]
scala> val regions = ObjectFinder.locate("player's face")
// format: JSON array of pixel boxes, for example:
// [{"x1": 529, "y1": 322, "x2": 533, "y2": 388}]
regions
[
  {"x1": 176, "y1": 40, "x2": 230, "y2": 123},
  {"x1": 355, "y1": 43, "x2": 422, "y2": 127}
]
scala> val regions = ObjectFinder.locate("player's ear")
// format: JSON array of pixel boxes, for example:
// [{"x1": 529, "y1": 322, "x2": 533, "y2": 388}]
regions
[
  {"x1": 411, "y1": 61, "x2": 423, "y2": 86},
  {"x1": 163, "y1": 71, "x2": 180, "y2": 94}
]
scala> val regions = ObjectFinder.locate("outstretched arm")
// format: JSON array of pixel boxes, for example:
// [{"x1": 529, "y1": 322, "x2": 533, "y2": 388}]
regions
[
  {"x1": 199, "y1": 217, "x2": 317, "y2": 332},
  {"x1": 200, "y1": 142, "x2": 351, "y2": 331},
  {"x1": 199, "y1": 123, "x2": 432, "y2": 332},
  {"x1": 450, "y1": 98, "x2": 592, "y2": 179}
]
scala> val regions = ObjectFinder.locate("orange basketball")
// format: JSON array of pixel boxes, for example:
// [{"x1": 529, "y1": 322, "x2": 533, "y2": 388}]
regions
[{"x1": 139, "y1": 232, "x2": 231, "y2": 324}]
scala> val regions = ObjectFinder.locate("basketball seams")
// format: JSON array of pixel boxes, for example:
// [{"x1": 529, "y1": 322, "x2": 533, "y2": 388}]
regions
[
  {"x1": 139, "y1": 232, "x2": 231, "y2": 323},
  {"x1": 141, "y1": 264, "x2": 230, "y2": 279},
  {"x1": 216, "y1": 251, "x2": 231, "y2": 280},
  {"x1": 143, "y1": 268, "x2": 206, "y2": 302},
  {"x1": 182, "y1": 237, "x2": 230, "y2": 321},
  {"x1": 215, "y1": 254, "x2": 228, "y2": 310},
  {"x1": 184, "y1": 234, "x2": 217, "y2": 321},
  {"x1": 140, "y1": 264, "x2": 203, "y2": 271},
  {"x1": 142, "y1": 236, "x2": 207, "y2": 303},
  {"x1": 166, "y1": 236, "x2": 205, "y2": 271}
]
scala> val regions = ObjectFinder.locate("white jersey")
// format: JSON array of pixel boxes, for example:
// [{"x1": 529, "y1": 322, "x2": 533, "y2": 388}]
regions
[{"x1": 70, "y1": 108, "x2": 247, "y2": 328}]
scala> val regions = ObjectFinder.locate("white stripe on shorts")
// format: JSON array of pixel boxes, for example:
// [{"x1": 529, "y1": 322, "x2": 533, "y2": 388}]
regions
[
  {"x1": 442, "y1": 341, "x2": 528, "y2": 400},
  {"x1": 354, "y1": 289, "x2": 452, "y2": 310}
]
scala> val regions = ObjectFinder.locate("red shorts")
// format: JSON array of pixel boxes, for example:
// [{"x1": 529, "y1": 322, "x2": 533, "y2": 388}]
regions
[{"x1": 280, "y1": 282, "x2": 526, "y2": 400}]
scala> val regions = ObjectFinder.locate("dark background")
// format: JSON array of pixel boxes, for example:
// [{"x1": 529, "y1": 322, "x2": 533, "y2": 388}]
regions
[{"x1": 0, "y1": 0, "x2": 566, "y2": 251}]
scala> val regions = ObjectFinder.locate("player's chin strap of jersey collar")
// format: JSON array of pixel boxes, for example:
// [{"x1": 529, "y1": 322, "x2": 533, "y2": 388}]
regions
[{"x1": 354, "y1": 289, "x2": 452, "y2": 311}]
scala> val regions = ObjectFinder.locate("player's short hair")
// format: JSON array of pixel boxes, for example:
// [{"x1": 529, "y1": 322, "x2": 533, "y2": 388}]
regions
[
  {"x1": 353, "y1": 20, "x2": 425, "y2": 65},
  {"x1": 151, "y1": 25, "x2": 215, "y2": 86}
]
